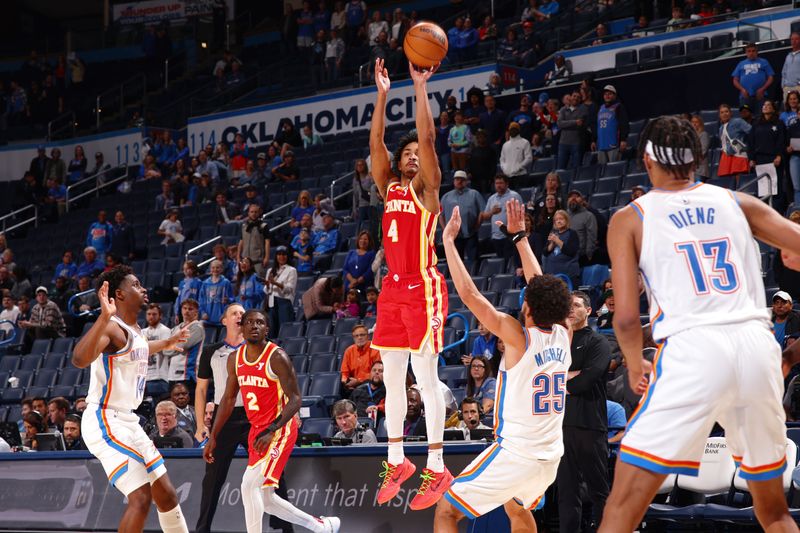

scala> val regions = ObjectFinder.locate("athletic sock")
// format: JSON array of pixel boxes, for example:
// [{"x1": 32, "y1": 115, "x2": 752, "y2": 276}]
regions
[
  {"x1": 157, "y1": 505, "x2": 189, "y2": 533},
  {"x1": 426, "y1": 447, "x2": 444, "y2": 473},
  {"x1": 388, "y1": 440, "x2": 405, "y2": 465}
]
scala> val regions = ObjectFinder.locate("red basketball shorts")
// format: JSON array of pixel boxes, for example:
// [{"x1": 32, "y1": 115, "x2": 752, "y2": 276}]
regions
[{"x1": 247, "y1": 419, "x2": 298, "y2": 487}]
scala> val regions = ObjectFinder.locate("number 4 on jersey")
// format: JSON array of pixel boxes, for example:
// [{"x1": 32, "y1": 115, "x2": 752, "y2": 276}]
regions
[{"x1": 387, "y1": 219, "x2": 399, "y2": 243}]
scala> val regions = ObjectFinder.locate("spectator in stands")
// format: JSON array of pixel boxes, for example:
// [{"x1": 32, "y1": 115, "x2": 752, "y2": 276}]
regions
[
  {"x1": 22, "y1": 411, "x2": 48, "y2": 450},
  {"x1": 630, "y1": 15, "x2": 652, "y2": 37},
  {"x1": 17, "y1": 295, "x2": 31, "y2": 322},
  {"x1": 478, "y1": 15, "x2": 497, "y2": 42},
  {"x1": 567, "y1": 190, "x2": 598, "y2": 266},
  {"x1": 52, "y1": 251, "x2": 76, "y2": 283},
  {"x1": 170, "y1": 382, "x2": 197, "y2": 436},
  {"x1": 787, "y1": 99, "x2": 800, "y2": 207},
  {"x1": 342, "y1": 231, "x2": 376, "y2": 293},
  {"x1": 782, "y1": 33, "x2": 800, "y2": 102},
  {"x1": 10, "y1": 266, "x2": 32, "y2": 301},
  {"x1": 301, "y1": 124, "x2": 323, "y2": 150},
  {"x1": 296, "y1": 0, "x2": 315, "y2": 49},
  {"x1": 238, "y1": 205, "x2": 270, "y2": 276},
  {"x1": 479, "y1": 95, "x2": 507, "y2": 148},
  {"x1": 153, "y1": 131, "x2": 177, "y2": 168},
  {"x1": 229, "y1": 133, "x2": 248, "y2": 179},
  {"x1": 435, "y1": 112, "x2": 453, "y2": 174},
  {"x1": 463, "y1": 87, "x2": 485, "y2": 133},
  {"x1": 150, "y1": 400, "x2": 194, "y2": 449},
  {"x1": 535, "y1": 0, "x2": 559, "y2": 20},
  {"x1": 330, "y1": 401, "x2": 377, "y2": 445},
  {"x1": 772, "y1": 291, "x2": 800, "y2": 344},
  {"x1": 367, "y1": 9, "x2": 388, "y2": 46},
  {"x1": 337, "y1": 288, "x2": 361, "y2": 319},
  {"x1": 331, "y1": 0, "x2": 346, "y2": 32},
  {"x1": 447, "y1": 17, "x2": 465, "y2": 62},
  {"x1": 747, "y1": 99, "x2": 786, "y2": 179},
  {"x1": 280, "y1": 3, "x2": 298, "y2": 54},
  {"x1": 469, "y1": 321, "x2": 497, "y2": 363},
  {"x1": 164, "y1": 299, "x2": 204, "y2": 388},
  {"x1": 154, "y1": 180, "x2": 175, "y2": 212},
  {"x1": 273, "y1": 120, "x2": 302, "y2": 156},
  {"x1": 45, "y1": 148, "x2": 65, "y2": 182},
  {"x1": 47, "y1": 396, "x2": 69, "y2": 431},
  {"x1": 666, "y1": 6, "x2": 688, "y2": 31},
  {"x1": 86, "y1": 210, "x2": 113, "y2": 260},
  {"x1": 309, "y1": 29, "x2": 328, "y2": 87},
  {"x1": 465, "y1": 355, "x2": 496, "y2": 413},
  {"x1": 139, "y1": 154, "x2": 162, "y2": 181},
  {"x1": 76, "y1": 246, "x2": 104, "y2": 280},
  {"x1": 19, "y1": 286, "x2": 66, "y2": 343},
  {"x1": 341, "y1": 323, "x2": 381, "y2": 394},
  {"x1": 459, "y1": 17, "x2": 479, "y2": 62},
  {"x1": 173, "y1": 260, "x2": 201, "y2": 325},
  {"x1": 31, "y1": 397, "x2": 47, "y2": 419},
  {"x1": 234, "y1": 257, "x2": 264, "y2": 310},
  {"x1": 324, "y1": 27, "x2": 346, "y2": 82},
  {"x1": 507, "y1": 94, "x2": 540, "y2": 141},
  {"x1": 66, "y1": 145, "x2": 87, "y2": 184},
  {"x1": 558, "y1": 290, "x2": 611, "y2": 533},
  {"x1": 544, "y1": 54, "x2": 571, "y2": 86},
  {"x1": 350, "y1": 360, "x2": 385, "y2": 418},
  {"x1": 70, "y1": 275, "x2": 99, "y2": 314},
  {"x1": 732, "y1": 43, "x2": 775, "y2": 112},
  {"x1": 440, "y1": 170, "x2": 485, "y2": 270},
  {"x1": 403, "y1": 387, "x2": 427, "y2": 437},
  {"x1": 88, "y1": 151, "x2": 111, "y2": 181},
  {"x1": 352, "y1": 159, "x2": 376, "y2": 222},
  {"x1": 292, "y1": 213, "x2": 314, "y2": 239},
  {"x1": 29, "y1": 145, "x2": 49, "y2": 184},
  {"x1": 468, "y1": 129, "x2": 499, "y2": 193},
  {"x1": 264, "y1": 247, "x2": 297, "y2": 336},
  {"x1": 194, "y1": 173, "x2": 214, "y2": 204},
  {"x1": 74, "y1": 397, "x2": 87, "y2": 413},
  {"x1": 63, "y1": 413, "x2": 85, "y2": 450},
  {"x1": 448, "y1": 111, "x2": 472, "y2": 171},
  {"x1": 290, "y1": 190, "x2": 315, "y2": 232},
  {"x1": 314, "y1": 0, "x2": 331, "y2": 34},
  {"x1": 108, "y1": 210, "x2": 135, "y2": 263},
  {"x1": 592, "y1": 85, "x2": 629, "y2": 164},
  {"x1": 311, "y1": 210, "x2": 340, "y2": 258},
  {"x1": 143, "y1": 303, "x2": 171, "y2": 398},
  {"x1": 158, "y1": 209, "x2": 184, "y2": 245},
  {"x1": 272, "y1": 150, "x2": 300, "y2": 182},
  {"x1": 0, "y1": 293, "x2": 19, "y2": 335},
  {"x1": 363, "y1": 286, "x2": 378, "y2": 317},
  {"x1": 782, "y1": 91, "x2": 800, "y2": 128},
  {"x1": 214, "y1": 191, "x2": 241, "y2": 226},
  {"x1": 557, "y1": 90, "x2": 587, "y2": 170},
  {"x1": 518, "y1": 21, "x2": 543, "y2": 67},
  {"x1": 41, "y1": 177, "x2": 65, "y2": 221},
  {"x1": 592, "y1": 23, "x2": 610, "y2": 45},
  {"x1": 16, "y1": 171, "x2": 42, "y2": 208},
  {"x1": 530, "y1": 172, "x2": 563, "y2": 215},
  {"x1": 482, "y1": 174, "x2": 523, "y2": 262},
  {"x1": 500, "y1": 121, "x2": 533, "y2": 177},
  {"x1": 292, "y1": 228, "x2": 314, "y2": 274},
  {"x1": 1, "y1": 249, "x2": 15, "y2": 273},
  {"x1": 691, "y1": 115, "x2": 711, "y2": 181},
  {"x1": 199, "y1": 261, "x2": 233, "y2": 325},
  {"x1": 543, "y1": 209, "x2": 580, "y2": 285},
  {"x1": 457, "y1": 397, "x2": 490, "y2": 439},
  {"x1": 302, "y1": 276, "x2": 343, "y2": 320},
  {"x1": 718, "y1": 103, "x2": 751, "y2": 182},
  {"x1": 497, "y1": 28, "x2": 520, "y2": 63},
  {"x1": 195, "y1": 153, "x2": 219, "y2": 186},
  {"x1": 237, "y1": 162, "x2": 259, "y2": 191},
  {"x1": 531, "y1": 193, "x2": 561, "y2": 259}
]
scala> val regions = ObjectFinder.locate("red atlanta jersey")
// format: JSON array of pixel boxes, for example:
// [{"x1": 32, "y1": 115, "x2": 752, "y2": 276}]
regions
[
  {"x1": 383, "y1": 181, "x2": 438, "y2": 274},
  {"x1": 235, "y1": 342, "x2": 287, "y2": 430}
]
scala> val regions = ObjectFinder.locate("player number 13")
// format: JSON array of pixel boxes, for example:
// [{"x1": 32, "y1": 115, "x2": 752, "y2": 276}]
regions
[{"x1": 675, "y1": 238, "x2": 739, "y2": 294}]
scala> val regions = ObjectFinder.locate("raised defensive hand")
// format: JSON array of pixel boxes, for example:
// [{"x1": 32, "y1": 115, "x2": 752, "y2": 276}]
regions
[
  {"x1": 97, "y1": 281, "x2": 117, "y2": 318},
  {"x1": 443, "y1": 206, "x2": 462, "y2": 243},
  {"x1": 374, "y1": 58, "x2": 390, "y2": 94},
  {"x1": 502, "y1": 198, "x2": 526, "y2": 234},
  {"x1": 408, "y1": 61, "x2": 439, "y2": 84}
]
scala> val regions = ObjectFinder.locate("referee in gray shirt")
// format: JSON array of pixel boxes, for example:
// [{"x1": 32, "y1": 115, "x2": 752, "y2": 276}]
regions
[{"x1": 195, "y1": 304, "x2": 250, "y2": 533}]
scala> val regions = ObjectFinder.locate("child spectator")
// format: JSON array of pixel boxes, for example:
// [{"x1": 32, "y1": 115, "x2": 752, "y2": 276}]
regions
[
  {"x1": 199, "y1": 260, "x2": 233, "y2": 325},
  {"x1": 229, "y1": 133, "x2": 249, "y2": 178},
  {"x1": 174, "y1": 260, "x2": 202, "y2": 325},
  {"x1": 292, "y1": 228, "x2": 314, "y2": 273},
  {"x1": 234, "y1": 257, "x2": 265, "y2": 310},
  {"x1": 337, "y1": 288, "x2": 361, "y2": 319},
  {"x1": 363, "y1": 286, "x2": 379, "y2": 317},
  {"x1": 157, "y1": 209, "x2": 184, "y2": 245}
]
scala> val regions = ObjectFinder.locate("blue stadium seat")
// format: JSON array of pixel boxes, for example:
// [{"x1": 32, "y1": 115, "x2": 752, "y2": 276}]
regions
[
  {"x1": 51, "y1": 337, "x2": 75, "y2": 355},
  {"x1": 58, "y1": 367, "x2": 83, "y2": 387},
  {"x1": 615, "y1": 50, "x2": 638, "y2": 70},
  {"x1": 0, "y1": 356, "x2": 19, "y2": 374},
  {"x1": 282, "y1": 337, "x2": 308, "y2": 356},
  {"x1": 623, "y1": 173, "x2": 648, "y2": 190},
  {"x1": 686, "y1": 36, "x2": 709, "y2": 56},
  {"x1": 638, "y1": 45, "x2": 661, "y2": 64},
  {"x1": 278, "y1": 322, "x2": 305, "y2": 340},
  {"x1": 603, "y1": 161, "x2": 627, "y2": 178},
  {"x1": 308, "y1": 336, "x2": 335, "y2": 355},
  {"x1": 590, "y1": 192, "x2": 617, "y2": 211},
  {"x1": 336, "y1": 335, "x2": 354, "y2": 354},
  {"x1": 308, "y1": 372, "x2": 340, "y2": 398},
  {"x1": 50, "y1": 385, "x2": 75, "y2": 399},
  {"x1": 291, "y1": 355, "x2": 308, "y2": 374},
  {"x1": 736, "y1": 28, "x2": 758, "y2": 44},
  {"x1": 1, "y1": 388, "x2": 24, "y2": 404},
  {"x1": 532, "y1": 157, "x2": 555, "y2": 174},
  {"x1": 487, "y1": 274, "x2": 516, "y2": 293},
  {"x1": 19, "y1": 355, "x2": 43, "y2": 372},
  {"x1": 308, "y1": 354, "x2": 337, "y2": 373},
  {"x1": 499, "y1": 289, "x2": 522, "y2": 312},
  {"x1": 710, "y1": 33, "x2": 733, "y2": 50},
  {"x1": 305, "y1": 319, "x2": 331, "y2": 338},
  {"x1": 477, "y1": 258, "x2": 506, "y2": 278},
  {"x1": 330, "y1": 252, "x2": 349, "y2": 271},
  {"x1": 438, "y1": 365, "x2": 467, "y2": 388},
  {"x1": 596, "y1": 177, "x2": 622, "y2": 194},
  {"x1": 11, "y1": 370, "x2": 33, "y2": 390},
  {"x1": 296, "y1": 374, "x2": 310, "y2": 395},
  {"x1": 576, "y1": 165, "x2": 601, "y2": 181},
  {"x1": 203, "y1": 325, "x2": 219, "y2": 344},
  {"x1": 570, "y1": 180, "x2": 594, "y2": 197},
  {"x1": 333, "y1": 317, "x2": 359, "y2": 337},
  {"x1": 29, "y1": 339, "x2": 51, "y2": 356},
  {"x1": 33, "y1": 369, "x2": 58, "y2": 388},
  {"x1": 302, "y1": 418, "x2": 335, "y2": 438},
  {"x1": 581, "y1": 265, "x2": 611, "y2": 288}
]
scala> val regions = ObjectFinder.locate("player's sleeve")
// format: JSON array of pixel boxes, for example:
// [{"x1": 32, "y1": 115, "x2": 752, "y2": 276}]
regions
[{"x1": 197, "y1": 342, "x2": 220, "y2": 380}]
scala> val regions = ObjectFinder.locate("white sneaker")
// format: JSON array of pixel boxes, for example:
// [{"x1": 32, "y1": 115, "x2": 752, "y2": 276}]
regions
[{"x1": 320, "y1": 516, "x2": 341, "y2": 533}]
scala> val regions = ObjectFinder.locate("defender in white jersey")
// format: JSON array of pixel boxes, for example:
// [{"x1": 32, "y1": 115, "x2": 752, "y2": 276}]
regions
[
  {"x1": 599, "y1": 116, "x2": 800, "y2": 533},
  {"x1": 73, "y1": 266, "x2": 193, "y2": 533},
  {"x1": 435, "y1": 199, "x2": 573, "y2": 533}
]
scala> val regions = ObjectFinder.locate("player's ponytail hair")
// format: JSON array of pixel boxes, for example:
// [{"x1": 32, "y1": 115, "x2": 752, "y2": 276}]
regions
[{"x1": 638, "y1": 115, "x2": 702, "y2": 181}]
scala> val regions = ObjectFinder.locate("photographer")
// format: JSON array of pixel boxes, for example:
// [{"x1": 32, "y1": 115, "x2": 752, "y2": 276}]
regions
[
  {"x1": 331, "y1": 399, "x2": 377, "y2": 444},
  {"x1": 263, "y1": 246, "x2": 297, "y2": 337}
]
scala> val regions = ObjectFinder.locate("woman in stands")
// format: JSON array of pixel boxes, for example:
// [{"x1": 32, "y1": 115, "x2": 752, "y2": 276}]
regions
[
  {"x1": 342, "y1": 230, "x2": 376, "y2": 293},
  {"x1": 746, "y1": 100, "x2": 786, "y2": 197},
  {"x1": 717, "y1": 103, "x2": 751, "y2": 186},
  {"x1": 690, "y1": 115, "x2": 710, "y2": 181},
  {"x1": 234, "y1": 257, "x2": 264, "y2": 311},
  {"x1": 290, "y1": 190, "x2": 315, "y2": 230},
  {"x1": 264, "y1": 246, "x2": 297, "y2": 337},
  {"x1": 67, "y1": 145, "x2": 87, "y2": 184},
  {"x1": 787, "y1": 95, "x2": 800, "y2": 207},
  {"x1": 465, "y1": 355, "x2": 496, "y2": 415},
  {"x1": 352, "y1": 159, "x2": 374, "y2": 222},
  {"x1": 780, "y1": 91, "x2": 800, "y2": 127},
  {"x1": 22, "y1": 410, "x2": 49, "y2": 450},
  {"x1": 542, "y1": 209, "x2": 580, "y2": 287}
]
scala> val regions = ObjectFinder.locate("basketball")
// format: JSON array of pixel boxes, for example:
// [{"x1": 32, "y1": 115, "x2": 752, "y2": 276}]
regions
[{"x1": 403, "y1": 22, "x2": 448, "y2": 69}]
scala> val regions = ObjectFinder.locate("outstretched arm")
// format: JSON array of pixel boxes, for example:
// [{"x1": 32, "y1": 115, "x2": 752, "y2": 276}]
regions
[
  {"x1": 369, "y1": 59, "x2": 393, "y2": 200},
  {"x1": 409, "y1": 62, "x2": 442, "y2": 199},
  {"x1": 502, "y1": 198, "x2": 542, "y2": 281},
  {"x1": 443, "y1": 207, "x2": 526, "y2": 357}
]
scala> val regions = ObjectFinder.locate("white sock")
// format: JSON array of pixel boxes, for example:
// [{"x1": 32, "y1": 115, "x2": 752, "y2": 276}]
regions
[
  {"x1": 381, "y1": 349, "x2": 409, "y2": 463},
  {"x1": 157, "y1": 505, "x2": 189, "y2": 533},
  {"x1": 262, "y1": 486, "x2": 325, "y2": 533},
  {"x1": 410, "y1": 349, "x2": 445, "y2": 468},
  {"x1": 388, "y1": 440, "x2": 404, "y2": 465},
  {"x1": 427, "y1": 448, "x2": 444, "y2": 473}
]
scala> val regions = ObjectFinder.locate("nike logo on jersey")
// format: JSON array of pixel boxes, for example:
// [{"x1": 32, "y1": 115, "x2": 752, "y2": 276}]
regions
[{"x1": 408, "y1": 283, "x2": 421, "y2": 290}]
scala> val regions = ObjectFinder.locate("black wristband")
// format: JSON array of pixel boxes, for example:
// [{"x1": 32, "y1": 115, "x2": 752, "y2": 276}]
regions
[{"x1": 511, "y1": 231, "x2": 527, "y2": 244}]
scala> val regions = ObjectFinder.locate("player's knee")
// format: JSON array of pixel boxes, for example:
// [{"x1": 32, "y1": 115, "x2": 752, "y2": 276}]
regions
[
  {"x1": 127, "y1": 485, "x2": 152, "y2": 513},
  {"x1": 435, "y1": 498, "x2": 462, "y2": 522}
]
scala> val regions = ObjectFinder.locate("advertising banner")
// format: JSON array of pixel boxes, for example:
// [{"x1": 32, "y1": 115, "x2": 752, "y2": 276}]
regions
[
  {"x1": 112, "y1": 0, "x2": 215, "y2": 25},
  {"x1": 186, "y1": 65, "x2": 497, "y2": 155},
  {"x1": 0, "y1": 443, "x2": 486, "y2": 532}
]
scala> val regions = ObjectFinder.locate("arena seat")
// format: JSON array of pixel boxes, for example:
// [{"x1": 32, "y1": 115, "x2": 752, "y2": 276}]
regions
[
  {"x1": 278, "y1": 322, "x2": 305, "y2": 340},
  {"x1": 305, "y1": 319, "x2": 332, "y2": 338},
  {"x1": 281, "y1": 337, "x2": 308, "y2": 357},
  {"x1": 29, "y1": 339, "x2": 52, "y2": 357},
  {"x1": 308, "y1": 336, "x2": 335, "y2": 355},
  {"x1": 308, "y1": 354, "x2": 337, "y2": 374},
  {"x1": 302, "y1": 417, "x2": 335, "y2": 438},
  {"x1": 291, "y1": 355, "x2": 308, "y2": 374},
  {"x1": 18, "y1": 355, "x2": 43, "y2": 372},
  {"x1": 0, "y1": 356, "x2": 19, "y2": 374},
  {"x1": 438, "y1": 365, "x2": 467, "y2": 389}
]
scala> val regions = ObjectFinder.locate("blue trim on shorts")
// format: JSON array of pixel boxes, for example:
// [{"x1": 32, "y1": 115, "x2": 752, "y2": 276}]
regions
[
  {"x1": 494, "y1": 372, "x2": 507, "y2": 438},
  {"x1": 443, "y1": 491, "x2": 480, "y2": 519},
  {"x1": 453, "y1": 444, "x2": 502, "y2": 483},
  {"x1": 109, "y1": 463, "x2": 128, "y2": 486},
  {"x1": 738, "y1": 460, "x2": 787, "y2": 481},
  {"x1": 146, "y1": 458, "x2": 165, "y2": 473},
  {"x1": 619, "y1": 450, "x2": 699, "y2": 476},
  {"x1": 95, "y1": 359, "x2": 146, "y2": 464}
]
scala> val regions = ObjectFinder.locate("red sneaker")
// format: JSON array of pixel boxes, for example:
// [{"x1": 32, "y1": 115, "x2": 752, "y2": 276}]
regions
[
  {"x1": 376, "y1": 458, "x2": 416, "y2": 504},
  {"x1": 409, "y1": 467, "x2": 454, "y2": 510}
]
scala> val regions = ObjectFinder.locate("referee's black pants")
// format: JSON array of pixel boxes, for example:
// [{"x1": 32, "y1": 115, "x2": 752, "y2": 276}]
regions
[{"x1": 556, "y1": 426, "x2": 609, "y2": 533}]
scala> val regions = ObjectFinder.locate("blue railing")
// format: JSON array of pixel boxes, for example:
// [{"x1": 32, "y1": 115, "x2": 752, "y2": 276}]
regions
[
  {"x1": 0, "y1": 321, "x2": 17, "y2": 347},
  {"x1": 439, "y1": 312, "x2": 471, "y2": 366},
  {"x1": 67, "y1": 289, "x2": 100, "y2": 318}
]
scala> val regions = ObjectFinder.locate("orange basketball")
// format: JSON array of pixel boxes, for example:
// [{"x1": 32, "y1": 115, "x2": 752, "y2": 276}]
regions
[{"x1": 403, "y1": 22, "x2": 448, "y2": 69}]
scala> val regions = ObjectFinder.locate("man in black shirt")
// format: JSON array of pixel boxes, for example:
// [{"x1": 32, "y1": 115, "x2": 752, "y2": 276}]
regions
[
  {"x1": 350, "y1": 360, "x2": 386, "y2": 417},
  {"x1": 468, "y1": 129, "x2": 499, "y2": 194},
  {"x1": 110, "y1": 210, "x2": 136, "y2": 263},
  {"x1": 557, "y1": 290, "x2": 611, "y2": 533}
]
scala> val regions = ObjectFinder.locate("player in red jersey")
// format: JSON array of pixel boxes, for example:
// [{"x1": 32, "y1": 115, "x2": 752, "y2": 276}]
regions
[
  {"x1": 204, "y1": 309, "x2": 340, "y2": 533},
  {"x1": 370, "y1": 57, "x2": 452, "y2": 510}
]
